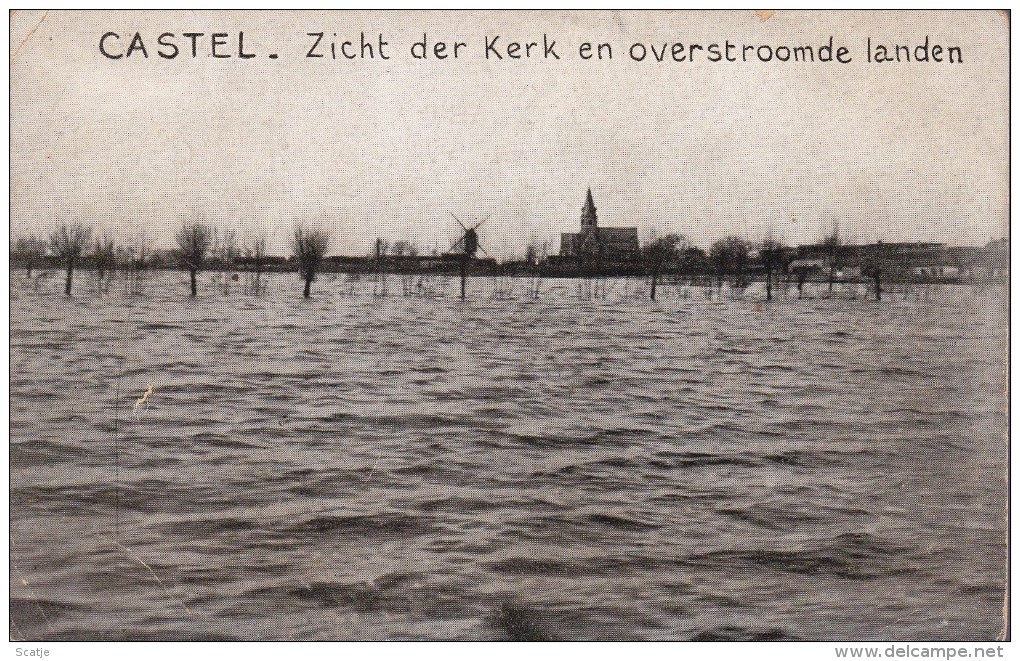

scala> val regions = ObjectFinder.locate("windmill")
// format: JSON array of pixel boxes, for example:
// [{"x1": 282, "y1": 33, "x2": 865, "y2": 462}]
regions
[{"x1": 448, "y1": 213, "x2": 491, "y2": 299}]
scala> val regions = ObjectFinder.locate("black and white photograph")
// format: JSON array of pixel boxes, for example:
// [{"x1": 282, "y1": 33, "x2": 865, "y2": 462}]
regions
[{"x1": 7, "y1": 8, "x2": 1011, "y2": 650}]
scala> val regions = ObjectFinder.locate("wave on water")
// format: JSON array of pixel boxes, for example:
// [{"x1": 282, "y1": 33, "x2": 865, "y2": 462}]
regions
[{"x1": 8, "y1": 273, "x2": 1008, "y2": 640}]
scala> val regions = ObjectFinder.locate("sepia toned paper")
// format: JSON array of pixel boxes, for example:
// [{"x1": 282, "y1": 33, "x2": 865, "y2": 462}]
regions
[{"x1": 8, "y1": 10, "x2": 1009, "y2": 643}]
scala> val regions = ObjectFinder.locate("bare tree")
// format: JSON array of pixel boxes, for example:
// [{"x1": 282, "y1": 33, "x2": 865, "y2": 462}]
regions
[
  {"x1": 728, "y1": 237, "x2": 750, "y2": 289},
  {"x1": 12, "y1": 234, "x2": 47, "y2": 277},
  {"x1": 709, "y1": 239, "x2": 730, "y2": 290},
  {"x1": 123, "y1": 232, "x2": 151, "y2": 295},
  {"x1": 758, "y1": 237, "x2": 786, "y2": 302},
  {"x1": 793, "y1": 265, "x2": 809, "y2": 298},
  {"x1": 175, "y1": 221, "x2": 213, "y2": 297},
  {"x1": 391, "y1": 240, "x2": 418, "y2": 257},
  {"x1": 643, "y1": 233, "x2": 689, "y2": 301},
  {"x1": 525, "y1": 238, "x2": 550, "y2": 299},
  {"x1": 682, "y1": 245, "x2": 709, "y2": 285},
  {"x1": 524, "y1": 243, "x2": 538, "y2": 264},
  {"x1": 49, "y1": 222, "x2": 93, "y2": 295},
  {"x1": 214, "y1": 228, "x2": 240, "y2": 294},
  {"x1": 243, "y1": 232, "x2": 268, "y2": 295},
  {"x1": 292, "y1": 225, "x2": 331, "y2": 298},
  {"x1": 862, "y1": 242, "x2": 887, "y2": 301},
  {"x1": 823, "y1": 219, "x2": 841, "y2": 293},
  {"x1": 710, "y1": 236, "x2": 751, "y2": 292},
  {"x1": 92, "y1": 232, "x2": 117, "y2": 288}
]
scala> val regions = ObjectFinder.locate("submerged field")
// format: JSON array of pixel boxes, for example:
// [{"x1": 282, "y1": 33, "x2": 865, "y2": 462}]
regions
[{"x1": 9, "y1": 270, "x2": 1008, "y2": 640}]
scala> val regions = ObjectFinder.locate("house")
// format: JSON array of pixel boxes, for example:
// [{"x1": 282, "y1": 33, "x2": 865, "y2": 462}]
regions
[
  {"x1": 910, "y1": 264, "x2": 960, "y2": 279},
  {"x1": 787, "y1": 258, "x2": 827, "y2": 273},
  {"x1": 957, "y1": 238, "x2": 1009, "y2": 281}
]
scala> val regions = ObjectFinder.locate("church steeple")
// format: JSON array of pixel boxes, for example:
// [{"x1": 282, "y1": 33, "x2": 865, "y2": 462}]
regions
[{"x1": 581, "y1": 188, "x2": 597, "y2": 229}]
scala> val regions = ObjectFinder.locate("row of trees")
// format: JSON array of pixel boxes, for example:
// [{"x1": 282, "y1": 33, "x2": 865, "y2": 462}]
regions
[
  {"x1": 13, "y1": 222, "x2": 331, "y2": 298},
  {"x1": 175, "y1": 223, "x2": 331, "y2": 298},
  {"x1": 641, "y1": 230, "x2": 882, "y2": 301},
  {"x1": 643, "y1": 234, "x2": 757, "y2": 301},
  {"x1": 14, "y1": 222, "x2": 886, "y2": 301}
]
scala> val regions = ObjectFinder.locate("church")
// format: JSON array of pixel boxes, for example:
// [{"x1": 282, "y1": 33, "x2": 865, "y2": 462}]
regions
[{"x1": 559, "y1": 189, "x2": 641, "y2": 262}]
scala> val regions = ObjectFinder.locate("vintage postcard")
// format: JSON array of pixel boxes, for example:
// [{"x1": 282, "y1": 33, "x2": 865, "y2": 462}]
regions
[{"x1": 8, "y1": 9, "x2": 1009, "y2": 647}]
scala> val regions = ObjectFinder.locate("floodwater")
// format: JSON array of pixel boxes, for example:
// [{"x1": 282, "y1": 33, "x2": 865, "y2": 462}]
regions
[{"x1": 9, "y1": 270, "x2": 1009, "y2": 641}]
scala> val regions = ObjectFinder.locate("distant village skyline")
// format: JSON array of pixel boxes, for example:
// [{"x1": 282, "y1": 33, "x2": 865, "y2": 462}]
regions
[
  {"x1": 11, "y1": 10, "x2": 1008, "y2": 258},
  {"x1": 8, "y1": 183, "x2": 1006, "y2": 260}
]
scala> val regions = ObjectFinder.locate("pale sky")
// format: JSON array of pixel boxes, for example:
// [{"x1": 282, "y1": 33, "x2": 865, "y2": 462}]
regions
[{"x1": 10, "y1": 10, "x2": 1009, "y2": 258}]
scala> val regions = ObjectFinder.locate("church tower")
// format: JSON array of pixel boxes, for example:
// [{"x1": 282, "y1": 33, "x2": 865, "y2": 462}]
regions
[{"x1": 581, "y1": 188, "x2": 598, "y2": 229}]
